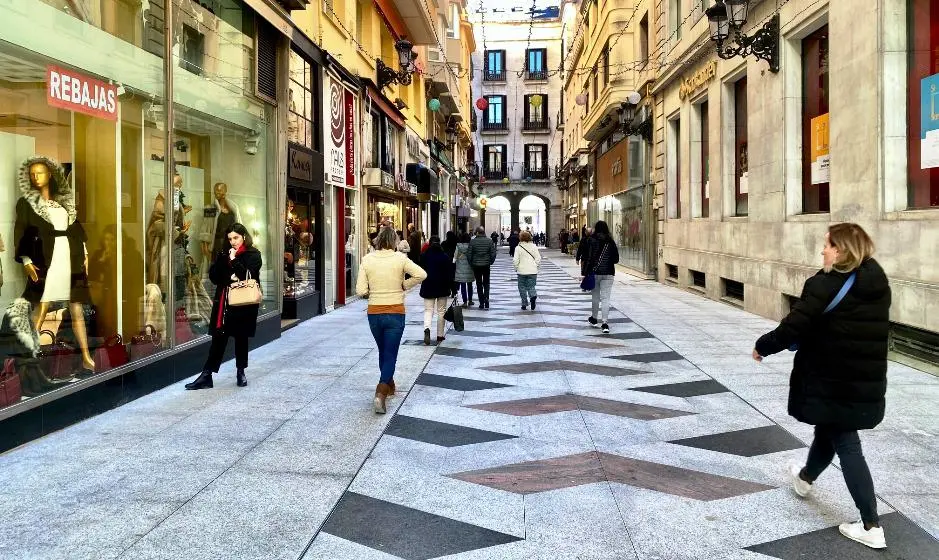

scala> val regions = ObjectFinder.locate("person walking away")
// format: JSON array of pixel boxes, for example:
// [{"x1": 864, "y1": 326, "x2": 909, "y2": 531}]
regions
[
  {"x1": 441, "y1": 230, "x2": 459, "y2": 297},
  {"x1": 575, "y1": 227, "x2": 593, "y2": 274},
  {"x1": 513, "y1": 231, "x2": 541, "y2": 310},
  {"x1": 453, "y1": 232, "x2": 475, "y2": 307},
  {"x1": 584, "y1": 221, "x2": 619, "y2": 334},
  {"x1": 508, "y1": 229, "x2": 520, "y2": 257},
  {"x1": 559, "y1": 229, "x2": 569, "y2": 253},
  {"x1": 752, "y1": 223, "x2": 890, "y2": 549},
  {"x1": 356, "y1": 227, "x2": 427, "y2": 413},
  {"x1": 420, "y1": 236, "x2": 454, "y2": 345},
  {"x1": 407, "y1": 224, "x2": 422, "y2": 264},
  {"x1": 491, "y1": 231, "x2": 500, "y2": 248},
  {"x1": 467, "y1": 226, "x2": 496, "y2": 309},
  {"x1": 186, "y1": 223, "x2": 262, "y2": 390}
]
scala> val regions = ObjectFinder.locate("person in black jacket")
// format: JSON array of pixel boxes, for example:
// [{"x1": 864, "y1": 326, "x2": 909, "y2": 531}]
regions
[
  {"x1": 753, "y1": 223, "x2": 890, "y2": 550},
  {"x1": 467, "y1": 227, "x2": 497, "y2": 309},
  {"x1": 420, "y1": 236, "x2": 454, "y2": 344},
  {"x1": 507, "y1": 230, "x2": 520, "y2": 257},
  {"x1": 583, "y1": 221, "x2": 619, "y2": 333},
  {"x1": 186, "y1": 223, "x2": 262, "y2": 390}
]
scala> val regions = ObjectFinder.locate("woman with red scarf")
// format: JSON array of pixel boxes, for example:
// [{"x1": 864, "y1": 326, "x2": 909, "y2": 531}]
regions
[{"x1": 186, "y1": 223, "x2": 262, "y2": 390}]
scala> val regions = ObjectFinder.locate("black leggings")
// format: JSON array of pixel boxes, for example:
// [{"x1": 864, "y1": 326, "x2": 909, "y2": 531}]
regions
[
  {"x1": 203, "y1": 333, "x2": 249, "y2": 373},
  {"x1": 803, "y1": 425, "x2": 879, "y2": 524}
]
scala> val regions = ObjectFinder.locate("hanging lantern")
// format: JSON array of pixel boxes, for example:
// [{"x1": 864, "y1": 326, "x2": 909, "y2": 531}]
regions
[
  {"x1": 530, "y1": 94, "x2": 543, "y2": 108},
  {"x1": 428, "y1": 98, "x2": 441, "y2": 112},
  {"x1": 476, "y1": 97, "x2": 489, "y2": 111},
  {"x1": 479, "y1": 196, "x2": 488, "y2": 209},
  {"x1": 575, "y1": 93, "x2": 588, "y2": 106}
]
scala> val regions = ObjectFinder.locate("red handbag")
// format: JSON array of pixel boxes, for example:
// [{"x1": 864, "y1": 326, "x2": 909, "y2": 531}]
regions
[
  {"x1": 175, "y1": 308, "x2": 195, "y2": 344},
  {"x1": 94, "y1": 335, "x2": 129, "y2": 373},
  {"x1": 0, "y1": 359, "x2": 22, "y2": 407},
  {"x1": 130, "y1": 325, "x2": 162, "y2": 361},
  {"x1": 39, "y1": 330, "x2": 79, "y2": 380}
]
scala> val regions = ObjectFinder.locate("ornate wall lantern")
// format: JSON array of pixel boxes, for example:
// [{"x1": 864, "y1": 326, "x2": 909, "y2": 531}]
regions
[
  {"x1": 705, "y1": 0, "x2": 779, "y2": 73},
  {"x1": 377, "y1": 39, "x2": 418, "y2": 89}
]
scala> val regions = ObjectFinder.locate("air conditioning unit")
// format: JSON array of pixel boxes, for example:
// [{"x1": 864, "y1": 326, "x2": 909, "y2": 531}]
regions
[
  {"x1": 362, "y1": 167, "x2": 393, "y2": 188},
  {"x1": 428, "y1": 49, "x2": 441, "y2": 62}
]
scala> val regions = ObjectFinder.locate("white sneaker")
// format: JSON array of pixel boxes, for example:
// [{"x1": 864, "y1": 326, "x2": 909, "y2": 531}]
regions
[
  {"x1": 839, "y1": 521, "x2": 886, "y2": 549},
  {"x1": 788, "y1": 464, "x2": 813, "y2": 498}
]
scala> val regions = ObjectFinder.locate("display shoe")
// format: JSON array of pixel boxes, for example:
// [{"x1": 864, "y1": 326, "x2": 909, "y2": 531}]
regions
[
  {"x1": 374, "y1": 382, "x2": 392, "y2": 414},
  {"x1": 236, "y1": 368, "x2": 247, "y2": 387},
  {"x1": 423, "y1": 328, "x2": 431, "y2": 345},
  {"x1": 839, "y1": 521, "x2": 886, "y2": 549},
  {"x1": 185, "y1": 371, "x2": 214, "y2": 390},
  {"x1": 530, "y1": 296, "x2": 537, "y2": 310},
  {"x1": 788, "y1": 464, "x2": 813, "y2": 498}
]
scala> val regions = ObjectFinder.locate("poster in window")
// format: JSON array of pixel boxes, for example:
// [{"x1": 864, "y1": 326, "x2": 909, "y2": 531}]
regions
[
  {"x1": 921, "y1": 73, "x2": 939, "y2": 169},
  {"x1": 810, "y1": 113, "x2": 830, "y2": 184}
]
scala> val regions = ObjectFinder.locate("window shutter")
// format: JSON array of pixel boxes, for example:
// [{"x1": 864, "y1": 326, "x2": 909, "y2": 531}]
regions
[
  {"x1": 256, "y1": 19, "x2": 278, "y2": 104},
  {"x1": 524, "y1": 144, "x2": 530, "y2": 173},
  {"x1": 501, "y1": 144, "x2": 507, "y2": 173},
  {"x1": 541, "y1": 145, "x2": 548, "y2": 171},
  {"x1": 524, "y1": 95, "x2": 530, "y2": 125},
  {"x1": 541, "y1": 94, "x2": 548, "y2": 123}
]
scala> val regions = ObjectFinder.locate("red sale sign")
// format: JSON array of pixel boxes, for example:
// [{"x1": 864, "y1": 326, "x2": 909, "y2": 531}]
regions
[
  {"x1": 46, "y1": 65, "x2": 117, "y2": 121},
  {"x1": 345, "y1": 90, "x2": 355, "y2": 188}
]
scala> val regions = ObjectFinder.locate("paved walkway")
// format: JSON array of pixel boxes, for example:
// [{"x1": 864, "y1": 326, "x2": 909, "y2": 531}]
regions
[{"x1": 2, "y1": 249, "x2": 938, "y2": 560}]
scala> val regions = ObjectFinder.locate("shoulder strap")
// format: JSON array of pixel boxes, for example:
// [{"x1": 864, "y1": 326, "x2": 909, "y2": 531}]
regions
[
  {"x1": 823, "y1": 272, "x2": 856, "y2": 314},
  {"x1": 521, "y1": 245, "x2": 536, "y2": 260},
  {"x1": 592, "y1": 242, "x2": 608, "y2": 273}
]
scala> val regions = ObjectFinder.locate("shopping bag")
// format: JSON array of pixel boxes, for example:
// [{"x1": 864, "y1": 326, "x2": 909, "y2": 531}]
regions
[{"x1": 444, "y1": 297, "x2": 464, "y2": 332}]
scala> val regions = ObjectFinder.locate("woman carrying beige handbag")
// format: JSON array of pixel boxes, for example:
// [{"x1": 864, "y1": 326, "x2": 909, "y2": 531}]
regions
[{"x1": 186, "y1": 223, "x2": 262, "y2": 390}]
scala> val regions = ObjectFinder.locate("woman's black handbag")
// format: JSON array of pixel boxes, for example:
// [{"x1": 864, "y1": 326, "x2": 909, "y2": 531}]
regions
[{"x1": 444, "y1": 297, "x2": 464, "y2": 332}]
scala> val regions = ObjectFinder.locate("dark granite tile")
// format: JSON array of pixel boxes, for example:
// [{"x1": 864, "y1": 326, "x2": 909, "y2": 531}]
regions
[
  {"x1": 629, "y1": 379, "x2": 729, "y2": 397},
  {"x1": 608, "y1": 351, "x2": 685, "y2": 363},
  {"x1": 669, "y1": 425, "x2": 806, "y2": 457},
  {"x1": 589, "y1": 331, "x2": 655, "y2": 340},
  {"x1": 487, "y1": 337, "x2": 622, "y2": 350},
  {"x1": 435, "y1": 347, "x2": 510, "y2": 359},
  {"x1": 481, "y1": 360, "x2": 649, "y2": 376},
  {"x1": 322, "y1": 492, "x2": 522, "y2": 559},
  {"x1": 745, "y1": 512, "x2": 939, "y2": 560},
  {"x1": 384, "y1": 415, "x2": 516, "y2": 447},
  {"x1": 466, "y1": 394, "x2": 693, "y2": 420},
  {"x1": 415, "y1": 373, "x2": 512, "y2": 391}
]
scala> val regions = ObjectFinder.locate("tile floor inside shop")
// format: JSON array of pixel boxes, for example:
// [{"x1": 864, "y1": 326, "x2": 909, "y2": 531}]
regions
[{"x1": 2, "y1": 248, "x2": 938, "y2": 560}]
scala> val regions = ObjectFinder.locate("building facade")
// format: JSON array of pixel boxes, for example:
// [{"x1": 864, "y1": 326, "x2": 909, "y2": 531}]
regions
[
  {"x1": 653, "y1": 0, "x2": 939, "y2": 370},
  {"x1": 470, "y1": 7, "x2": 563, "y2": 244}
]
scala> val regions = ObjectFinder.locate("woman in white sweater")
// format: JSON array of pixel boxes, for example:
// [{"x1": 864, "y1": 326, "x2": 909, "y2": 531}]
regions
[
  {"x1": 356, "y1": 227, "x2": 427, "y2": 413},
  {"x1": 512, "y1": 231, "x2": 542, "y2": 310}
]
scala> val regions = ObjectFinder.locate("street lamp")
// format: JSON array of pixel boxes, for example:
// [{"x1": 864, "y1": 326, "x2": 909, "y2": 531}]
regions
[
  {"x1": 377, "y1": 39, "x2": 417, "y2": 89},
  {"x1": 705, "y1": 0, "x2": 779, "y2": 73},
  {"x1": 445, "y1": 125, "x2": 457, "y2": 149},
  {"x1": 617, "y1": 91, "x2": 643, "y2": 135}
]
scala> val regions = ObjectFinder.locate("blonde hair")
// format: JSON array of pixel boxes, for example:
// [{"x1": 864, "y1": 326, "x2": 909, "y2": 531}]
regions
[
  {"x1": 519, "y1": 231, "x2": 532, "y2": 242},
  {"x1": 375, "y1": 226, "x2": 399, "y2": 251},
  {"x1": 828, "y1": 223, "x2": 875, "y2": 273}
]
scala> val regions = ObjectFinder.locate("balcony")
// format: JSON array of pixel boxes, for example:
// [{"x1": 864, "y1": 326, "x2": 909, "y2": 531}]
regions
[
  {"x1": 483, "y1": 168, "x2": 507, "y2": 180},
  {"x1": 526, "y1": 70, "x2": 547, "y2": 81},
  {"x1": 389, "y1": 0, "x2": 437, "y2": 45},
  {"x1": 524, "y1": 168, "x2": 549, "y2": 180},
  {"x1": 484, "y1": 70, "x2": 506, "y2": 82},
  {"x1": 481, "y1": 119, "x2": 509, "y2": 133},
  {"x1": 523, "y1": 118, "x2": 549, "y2": 133},
  {"x1": 276, "y1": 0, "x2": 309, "y2": 9}
]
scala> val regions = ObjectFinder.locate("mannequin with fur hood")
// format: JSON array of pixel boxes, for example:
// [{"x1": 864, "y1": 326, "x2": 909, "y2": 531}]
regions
[{"x1": 14, "y1": 156, "x2": 96, "y2": 371}]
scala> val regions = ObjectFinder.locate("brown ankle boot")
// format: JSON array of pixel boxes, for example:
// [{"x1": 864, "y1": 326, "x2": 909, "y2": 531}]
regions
[
  {"x1": 387, "y1": 379, "x2": 396, "y2": 396},
  {"x1": 374, "y1": 382, "x2": 392, "y2": 414}
]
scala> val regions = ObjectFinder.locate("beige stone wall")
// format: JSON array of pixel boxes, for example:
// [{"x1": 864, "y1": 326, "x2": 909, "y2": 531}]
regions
[{"x1": 654, "y1": 0, "x2": 939, "y2": 335}]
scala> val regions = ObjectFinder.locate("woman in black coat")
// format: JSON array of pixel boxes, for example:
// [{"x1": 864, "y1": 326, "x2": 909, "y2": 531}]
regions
[
  {"x1": 186, "y1": 223, "x2": 262, "y2": 390},
  {"x1": 420, "y1": 236, "x2": 454, "y2": 345},
  {"x1": 753, "y1": 223, "x2": 890, "y2": 550}
]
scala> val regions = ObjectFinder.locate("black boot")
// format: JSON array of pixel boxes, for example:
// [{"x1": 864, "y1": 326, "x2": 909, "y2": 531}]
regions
[
  {"x1": 236, "y1": 368, "x2": 247, "y2": 387},
  {"x1": 530, "y1": 296, "x2": 537, "y2": 310},
  {"x1": 423, "y1": 328, "x2": 431, "y2": 346},
  {"x1": 185, "y1": 371, "x2": 213, "y2": 390}
]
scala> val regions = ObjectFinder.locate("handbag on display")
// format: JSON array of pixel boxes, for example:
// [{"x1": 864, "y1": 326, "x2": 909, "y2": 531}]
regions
[
  {"x1": 580, "y1": 242, "x2": 609, "y2": 292},
  {"x1": 183, "y1": 260, "x2": 213, "y2": 331},
  {"x1": 130, "y1": 325, "x2": 162, "y2": 361},
  {"x1": 227, "y1": 270, "x2": 262, "y2": 307},
  {"x1": 38, "y1": 330, "x2": 79, "y2": 380},
  {"x1": 94, "y1": 335, "x2": 129, "y2": 373},
  {"x1": 174, "y1": 308, "x2": 195, "y2": 344},
  {"x1": 444, "y1": 296, "x2": 465, "y2": 332},
  {"x1": 0, "y1": 358, "x2": 23, "y2": 407}
]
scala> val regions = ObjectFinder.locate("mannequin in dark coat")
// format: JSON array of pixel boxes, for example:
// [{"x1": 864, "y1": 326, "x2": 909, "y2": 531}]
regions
[{"x1": 186, "y1": 223, "x2": 262, "y2": 390}]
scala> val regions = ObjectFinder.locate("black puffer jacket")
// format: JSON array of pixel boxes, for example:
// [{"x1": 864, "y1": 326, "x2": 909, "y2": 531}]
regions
[
  {"x1": 419, "y1": 247, "x2": 455, "y2": 299},
  {"x1": 755, "y1": 258, "x2": 891, "y2": 430},
  {"x1": 583, "y1": 233, "x2": 620, "y2": 276}
]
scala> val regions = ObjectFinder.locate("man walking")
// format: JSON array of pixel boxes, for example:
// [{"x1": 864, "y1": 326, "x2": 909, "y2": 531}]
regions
[
  {"x1": 407, "y1": 223, "x2": 422, "y2": 264},
  {"x1": 508, "y1": 229, "x2": 520, "y2": 257},
  {"x1": 467, "y1": 226, "x2": 496, "y2": 309}
]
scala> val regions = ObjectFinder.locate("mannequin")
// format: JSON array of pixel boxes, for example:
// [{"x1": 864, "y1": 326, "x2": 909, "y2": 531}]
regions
[
  {"x1": 145, "y1": 171, "x2": 192, "y2": 293},
  {"x1": 200, "y1": 182, "x2": 242, "y2": 259},
  {"x1": 14, "y1": 157, "x2": 94, "y2": 371}
]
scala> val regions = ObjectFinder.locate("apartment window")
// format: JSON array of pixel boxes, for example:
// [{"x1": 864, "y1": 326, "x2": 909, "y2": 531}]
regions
[
  {"x1": 484, "y1": 95, "x2": 507, "y2": 129},
  {"x1": 802, "y1": 25, "x2": 830, "y2": 213},
  {"x1": 592, "y1": 65, "x2": 599, "y2": 105},
  {"x1": 288, "y1": 49, "x2": 317, "y2": 150},
  {"x1": 602, "y1": 41, "x2": 610, "y2": 86},
  {"x1": 446, "y1": 4, "x2": 458, "y2": 38},
  {"x1": 484, "y1": 144, "x2": 507, "y2": 179},
  {"x1": 670, "y1": 0, "x2": 681, "y2": 41},
  {"x1": 700, "y1": 100, "x2": 709, "y2": 217},
  {"x1": 525, "y1": 144, "x2": 548, "y2": 179},
  {"x1": 668, "y1": 116, "x2": 681, "y2": 219},
  {"x1": 640, "y1": 13, "x2": 649, "y2": 65},
  {"x1": 734, "y1": 77, "x2": 748, "y2": 216},
  {"x1": 524, "y1": 94, "x2": 548, "y2": 129},
  {"x1": 484, "y1": 50, "x2": 506, "y2": 81},
  {"x1": 907, "y1": 0, "x2": 939, "y2": 208},
  {"x1": 526, "y1": 48, "x2": 547, "y2": 80}
]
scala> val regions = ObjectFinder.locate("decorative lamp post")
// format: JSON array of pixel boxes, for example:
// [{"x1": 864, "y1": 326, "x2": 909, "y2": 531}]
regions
[
  {"x1": 445, "y1": 126, "x2": 457, "y2": 150},
  {"x1": 377, "y1": 39, "x2": 418, "y2": 89},
  {"x1": 705, "y1": 0, "x2": 779, "y2": 73}
]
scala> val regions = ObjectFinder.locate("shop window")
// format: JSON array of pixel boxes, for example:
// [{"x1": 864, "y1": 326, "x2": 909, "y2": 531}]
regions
[
  {"x1": 907, "y1": 0, "x2": 939, "y2": 208},
  {"x1": 284, "y1": 187, "x2": 320, "y2": 301},
  {"x1": 734, "y1": 77, "x2": 749, "y2": 216},
  {"x1": 667, "y1": 116, "x2": 681, "y2": 219},
  {"x1": 802, "y1": 25, "x2": 830, "y2": 213},
  {"x1": 699, "y1": 100, "x2": 710, "y2": 217}
]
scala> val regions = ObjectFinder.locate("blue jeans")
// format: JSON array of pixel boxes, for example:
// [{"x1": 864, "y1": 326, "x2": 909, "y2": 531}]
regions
[
  {"x1": 459, "y1": 282, "x2": 474, "y2": 303},
  {"x1": 367, "y1": 313, "x2": 405, "y2": 384},
  {"x1": 518, "y1": 274, "x2": 537, "y2": 306}
]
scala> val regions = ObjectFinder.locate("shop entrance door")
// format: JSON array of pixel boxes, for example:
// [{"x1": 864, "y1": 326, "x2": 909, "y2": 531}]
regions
[{"x1": 284, "y1": 186, "x2": 324, "y2": 321}]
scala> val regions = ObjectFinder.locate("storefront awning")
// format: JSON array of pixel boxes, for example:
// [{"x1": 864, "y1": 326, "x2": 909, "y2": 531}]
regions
[
  {"x1": 407, "y1": 163, "x2": 438, "y2": 202},
  {"x1": 363, "y1": 80, "x2": 407, "y2": 129}
]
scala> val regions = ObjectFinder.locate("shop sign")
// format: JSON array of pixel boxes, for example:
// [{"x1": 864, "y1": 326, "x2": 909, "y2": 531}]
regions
[
  {"x1": 288, "y1": 145, "x2": 314, "y2": 182},
  {"x1": 345, "y1": 90, "x2": 356, "y2": 187},
  {"x1": 810, "y1": 113, "x2": 830, "y2": 184},
  {"x1": 678, "y1": 60, "x2": 717, "y2": 100},
  {"x1": 406, "y1": 130, "x2": 423, "y2": 159},
  {"x1": 325, "y1": 75, "x2": 346, "y2": 185},
  {"x1": 46, "y1": 65, "x2": 117, "y2": 121},
  {"x1": 921, "y1": 73, "x2": 939, "y2": 169}
]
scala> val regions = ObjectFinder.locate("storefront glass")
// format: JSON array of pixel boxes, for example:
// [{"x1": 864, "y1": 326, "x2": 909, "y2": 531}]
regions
[
  {"x1": 907, "y1": 0, "x2": 939, "y2": 208},
  {"x1": 343, "y1": 189, "x2": 359, "y2": 295},
  {"x1": 591, "y1": 185, "x2": 653, "y2": 274},
  {"x1": 284, "y1": 187, "x2": 319, "y2": 299}
]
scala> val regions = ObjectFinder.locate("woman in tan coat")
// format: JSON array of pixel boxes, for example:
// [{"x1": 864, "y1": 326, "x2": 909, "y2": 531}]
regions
[{"x1": 356, "y1": 227, "x2": 426, "y2": 413}]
